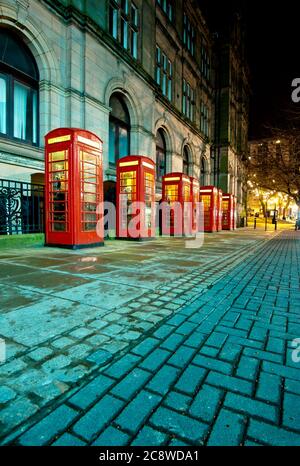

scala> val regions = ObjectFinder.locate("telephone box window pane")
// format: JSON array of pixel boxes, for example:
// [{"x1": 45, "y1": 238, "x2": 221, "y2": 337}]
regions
[
  {"x1": 82, "y1": 202, "x2": 97, "y2": 212},
  {"x1": 0, "y1": 77, "x2": 6, "y2": 134},
  {"x1": 14, "y1": 81, "x2": 30, "y2": 140},
  {"x1": 83, "y1": 183, "x2": 97, "y2": 193},
  {"x1": 83, "y1": 222, "x2": 97, "y2": 231},
  {"x1": 50, "y1": 151, "x2": 67, "y2": 162},
  {"x1": 53, "y1": 222, "x2": 66, "y2": 232},
  {"x1": 83, "y1": 193, "x2": 97, "y2": 203}
]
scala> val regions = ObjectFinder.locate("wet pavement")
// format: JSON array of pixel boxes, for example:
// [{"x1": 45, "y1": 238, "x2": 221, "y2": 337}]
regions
[{"x1": 1, "y1": 228, "x2": 299, "y2": 445}]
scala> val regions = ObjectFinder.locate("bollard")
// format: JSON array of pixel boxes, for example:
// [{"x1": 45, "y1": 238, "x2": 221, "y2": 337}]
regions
[
  {"x1": 265, "y1": 217, "x2": 267, "y2": 231},
  {"x1": 275, "y1": 221, "x2": 277, "y2": 231},
  {"x1": 254, "y1": 218, "x2": 257, "y2": 230}
]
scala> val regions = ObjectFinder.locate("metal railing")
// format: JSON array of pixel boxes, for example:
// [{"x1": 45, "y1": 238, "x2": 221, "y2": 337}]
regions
[{"x1": 0, "y1": 179, "x2": 45, "y2": 235}]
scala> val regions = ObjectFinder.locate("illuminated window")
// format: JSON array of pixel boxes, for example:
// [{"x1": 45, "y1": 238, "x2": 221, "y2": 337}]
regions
[
  {"x1": 182, "y1": 79, "x2": 194, "y2": 121},
  {"x1": 183, "y1": 13, "x2": 195, "y2": 56},
  {"x1": 200, "y1": 102, "x2": 209, "y2": 138},
  {"x1": 109, "y1": 0, "x2": 139, "y2": 59},
  {"x1": 156, "y1": 0, "x2": 174, "y2": 21},
  {"x1": 109, "y1": 93, "x2": 131, "y2": 167},
  {"x1": 201, "y1": 44, "x2": 210, "y2": 81},
  {"x1": 183, "y1": 146, "x2": 189, "y2": 175},
  {"x1": 0, "y1": 29, "x2": 39, "y2": 145},
  {"x1": 156, "y1": 129, "x2": 167, "y2": 182},
  {"x1": 156, "y1": 46, "x2": 172, "y2": 101}
]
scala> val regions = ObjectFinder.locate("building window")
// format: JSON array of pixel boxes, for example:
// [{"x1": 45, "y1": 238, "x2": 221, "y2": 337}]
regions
[
  {"x1": 156, "y1": 0, "x2": 174, "y2": 21},
  {"x1": 200, "y1": 102, "x2": 209, "y2": 138},
  {"x1": 183, "y1": 146, "x2": 189, "y2": 175},
  {"x1": 201, "y1": 44, "x2": 210, "y2": 81},
  {"x1": 156, "y1": 129, "x2": 167, "y2": 182},
  {"x1": 200, "y1": 158, "x2": 206, "y2": 186},
  {"x1": 183, "y1": 13, "x2": 195, "y2": 56},
  {"x1": 109, "y1": 93, "x2": 131, "y2": 167},
  {"x1": 182, "y1": 79, "x2": 194, "y2": 121},
  {"x1": 109, "y1": 0, "x2": 139, "y2": 59},
  {"x1": 0, "y1": 29, "x2": 39, "y2": 145},
  {"x1": 156, "y1": 46, "x2": 172, "y2": 101}
]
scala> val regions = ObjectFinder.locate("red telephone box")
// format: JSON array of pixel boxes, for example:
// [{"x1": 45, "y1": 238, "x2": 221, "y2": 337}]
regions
[
  {"x1": 116, "y1": 155, "x2": 155, "y2": 239},
  {"x1": 217, "y1": 189, "x2": 223, "y2": 232},
  {"x1": 45, "y1": 128, "x2": 103, "y2": 249},
  {"x1": 222, "y1": 193, "x2": 234, "y2": 230},
  {"x1": 162, "y1": 173, "x2": 192, "y2": 236},
  {"x1": 190, "y1": 177, "x2": 200, "y2": 233},
  {"x1": 199, "y1": 186, "x2": 218, "y2": 232}
]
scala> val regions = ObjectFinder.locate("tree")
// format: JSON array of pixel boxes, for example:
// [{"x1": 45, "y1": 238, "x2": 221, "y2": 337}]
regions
[{"x1": 248, "y1": 108, "x2": 300, "y2": 207}]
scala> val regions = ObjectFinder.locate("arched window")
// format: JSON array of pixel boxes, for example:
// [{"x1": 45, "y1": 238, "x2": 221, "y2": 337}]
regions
[
  {"x1": 109, "y1": 93, "x2": 130, "y2": 166},
  {"x1": 155, "y1": 129, "x2": 167, "y2": 181},
  {"x1": 0, "y1": 29, "x2": 39, "y2": 145},
  {"x1": 183, "y1": 146, "x2": 189, "y2": 175}
]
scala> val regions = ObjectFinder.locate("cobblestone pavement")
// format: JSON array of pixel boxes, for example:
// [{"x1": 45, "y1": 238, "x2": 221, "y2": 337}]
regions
[{"x1": 1, "y1": 229, "x2": 300, "y2": 445}]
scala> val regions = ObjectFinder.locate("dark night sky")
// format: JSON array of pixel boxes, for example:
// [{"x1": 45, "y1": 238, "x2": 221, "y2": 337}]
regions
[
  {"x1": 246, "y1": 0, "x2": 300, "y2": 139},
  {"x1": 200, "y1": 0, "x2": 300, "y2": 139}
]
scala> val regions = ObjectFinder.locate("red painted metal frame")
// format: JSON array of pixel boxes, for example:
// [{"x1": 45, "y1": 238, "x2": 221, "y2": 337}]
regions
[
  {"x1": 190, "y1": 177, "x2": 200, "y2": 234},
  {"x1": 222, "y1": 193, "x2": 234, "y2": 230},
  {"x1": 162, "y1": 172, "x2": 192, "y2": 236},
  {"x1": 199, "y1": 186, "x2": 218, "y2": 233},
  {"x1": 217, "y1": 188, "x2": 223, "y2": 232},
  {"x1": 116, "y1": 155, "x2": 156, "y2": 239},
  {"x1": 45, "y1": 128, "x2": 103, "y2": 249}
]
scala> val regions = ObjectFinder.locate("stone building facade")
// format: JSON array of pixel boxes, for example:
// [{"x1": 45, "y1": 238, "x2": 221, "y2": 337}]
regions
[{"x1": 0, "y1": 0, "x2": 249, "y2": 227}]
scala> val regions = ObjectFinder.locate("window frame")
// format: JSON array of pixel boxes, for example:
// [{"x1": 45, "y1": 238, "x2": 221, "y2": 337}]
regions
[
  {"x1": 109, "y1": 0, "x2": 139, "y2": 60},
  {"x1": 156, "y1": 45, "x2": 173, "y2": 102},
  {"x1": 0, "y1": 60, "x2": 39, "y2": 146},
  {"x1": 182, "y1": 79, "x2": 195, "y2": 122},
  {"x1": 155, "y1": 129, "x2": 167, "y2": 182},
  {"x1": 183, "y1": 13, "x2": 195, "y2": 57}
]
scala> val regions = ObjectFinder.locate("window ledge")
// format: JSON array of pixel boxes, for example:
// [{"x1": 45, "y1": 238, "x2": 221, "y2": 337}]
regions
[{"x1": 0, "y1": 137, "x2": 43, "y2": 161}]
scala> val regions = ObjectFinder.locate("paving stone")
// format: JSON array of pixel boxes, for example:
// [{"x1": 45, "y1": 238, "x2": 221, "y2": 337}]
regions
[
  {"x1": 0, "y1": 386, "x2": 16, "y2": 404},
  {"x1": 256, "y1": 372, "x2": 282, "y2": 404},
  {"x1": 189, "y1": 385, "x2": 223, "y2": 423},
  {"x1": 52, "y1": 433, "x2": 87, "y2": 446},
  {"x1": 224, "y1": 393, "x2": 278, "y2": 423},
  {"x1": 175, "y1": 365, "x2": 207, "y2": 395},
  {"x1": 247, "y1": 419, "x2": 300, "y2": 446},
  {"x1": 282, "y1": 392, "x2": 300, "y2": 431},
  {"x1": 205, "y1": 371, "x2": 253, "y2": 396},
  {"x1": 105, "y1": 353, "x2": 141, "y2": 379},
  {"x1": 131, "y1": 337, "x2": 159, "y2": 357},
  {"x1": 86, "y1": 349, "x2": 113, "y2": 366},
  {"x1": 147, "y1": 365, "x2": 181, "y2": 396},
  {"x1": 92, "y1": 426, "x2": 130, "y2": 446},
  {"x1": 168, "y1": 346, "x2": 196, "y2": 368},
  {"x1": 193, "y1": 354, "x2": 232, "y2": 375},
  {"x1": 150, "y1": 407, "x2": 208, "y2": 444},
  {"x1": 207, "y1": 409, "x2": 246, "y2": 446},
  {"x1": 116, "y1": 390, "x2": 161, "y2": 434},
  {"x1": 19, "y1": 404, "x2": 78, "y2": 446},
  {"x1": 68, "y1": 374, "x2": 115, "y2": 410},
  {"x1": 164, "y1": 391, "x2": 191, "y2": 412},
  {"x1": 139, "y1": 348, "x2": 171, "y2": 372},
  {"x1": 131, "y1": 426, "x2": 168, "y2": 446},
  {"x1": 72, "y1": 395, "x2": 124, "y2": 441},
  {"x1": 42, "y1": 355, "x2": 71, "y2": 372},
  {"x1": 51, "y1": 337, "x2": 74, "y2": 349},
  {"x1": 28, "y1": 347, "x2": 53, "y2": 361},
  {"x1": 111, "y1": 368, "x2": 151, "y2": 400}
]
